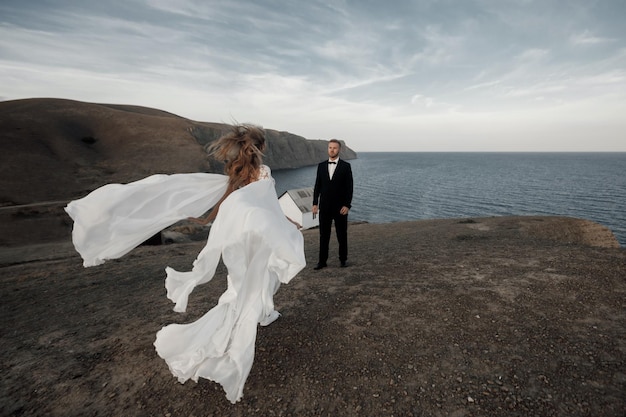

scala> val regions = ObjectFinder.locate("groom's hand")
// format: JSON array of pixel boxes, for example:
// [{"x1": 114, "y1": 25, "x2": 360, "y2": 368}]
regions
[{"x1": 340, "y1": 206, "x2": 350, "y2": 215}]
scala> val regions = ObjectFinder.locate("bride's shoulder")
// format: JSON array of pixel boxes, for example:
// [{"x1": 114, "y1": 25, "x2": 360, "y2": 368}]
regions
[{"x1": 258, "y1": 164, "x2": 272, "y2": 181}]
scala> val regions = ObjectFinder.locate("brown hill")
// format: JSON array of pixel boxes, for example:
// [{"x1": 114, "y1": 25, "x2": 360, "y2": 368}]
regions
[{"x1": 0, "y1": 98, "x2": 356, "y2": 206}]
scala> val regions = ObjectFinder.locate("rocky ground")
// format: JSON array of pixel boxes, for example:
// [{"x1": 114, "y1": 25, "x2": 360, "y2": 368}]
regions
[{"x1": 1, "y1": 216, "x2": 625, "y2": 417}]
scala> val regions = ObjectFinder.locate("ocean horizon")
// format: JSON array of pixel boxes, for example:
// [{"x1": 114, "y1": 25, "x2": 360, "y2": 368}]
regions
[{"x1": 273, "y1": 152, "x2": 626, "y2": 247}]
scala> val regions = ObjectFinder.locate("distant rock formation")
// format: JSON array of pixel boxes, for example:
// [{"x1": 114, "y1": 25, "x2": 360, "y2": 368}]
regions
[
  {"x1": 0, "y1": 98, "x2": 356, "y2": 205},
  {"x1": 187, "y1": 124, "x2": 356, "y2": 170}
]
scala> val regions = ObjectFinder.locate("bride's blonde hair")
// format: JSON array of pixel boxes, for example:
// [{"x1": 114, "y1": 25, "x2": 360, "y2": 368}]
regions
[{"x1": 205, "y1": 124, "x2": 266, "y2": 221}]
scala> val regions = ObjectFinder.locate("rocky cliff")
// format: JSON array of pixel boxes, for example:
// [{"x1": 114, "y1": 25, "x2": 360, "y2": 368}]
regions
[
  {"x1": 188, "y1": 125, "x2": 356, "y2": 170},
  {"x1": 0, "y1": 98, "x2": 356, "y2": 205}
]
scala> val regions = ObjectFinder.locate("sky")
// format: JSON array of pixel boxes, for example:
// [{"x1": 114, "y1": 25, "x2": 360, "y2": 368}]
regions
[{"x1": 1, "y1": 0, "x2": 625, "y2": 152}]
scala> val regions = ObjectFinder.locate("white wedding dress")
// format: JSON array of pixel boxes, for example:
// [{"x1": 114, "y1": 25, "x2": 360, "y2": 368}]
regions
[{"x1": 65, "y1": 165, "x2": 305, "y2": 403}]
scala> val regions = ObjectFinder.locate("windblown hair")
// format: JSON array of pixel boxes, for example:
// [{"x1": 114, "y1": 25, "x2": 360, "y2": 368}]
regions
[{"x1": 205, "y1": 124, "x2": 266, "y2": 222}]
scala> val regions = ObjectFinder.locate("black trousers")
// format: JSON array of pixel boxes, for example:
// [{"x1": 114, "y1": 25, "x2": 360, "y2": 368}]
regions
[{"x1": 318, "y1": 208, "x2": 348, "y2": 264}]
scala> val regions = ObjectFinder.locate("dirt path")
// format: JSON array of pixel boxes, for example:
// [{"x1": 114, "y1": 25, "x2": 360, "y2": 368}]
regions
[{"x1": 1, "y1": 216, "x2": 624, "y2": 416}]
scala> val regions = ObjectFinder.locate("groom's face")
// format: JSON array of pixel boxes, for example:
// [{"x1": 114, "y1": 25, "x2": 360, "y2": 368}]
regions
[{"x1": 328, "y1": 142, "x2": 340, "y2": 159}]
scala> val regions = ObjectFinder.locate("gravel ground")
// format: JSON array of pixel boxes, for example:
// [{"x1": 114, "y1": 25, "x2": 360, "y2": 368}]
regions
[{"x1": 1, "y1": 216, "x2": 625, "y2": 417}]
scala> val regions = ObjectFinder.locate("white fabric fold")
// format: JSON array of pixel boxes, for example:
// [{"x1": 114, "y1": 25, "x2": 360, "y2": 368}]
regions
[
  {"x1": 65, "y1": 173, "x2": 229, "y2": 267},
  {"x1": 65, "y1": 169, "x2": 305, "y2": 404},
  {"x1": 155, "y1": 178, "x2": 305, "y2": 403}
]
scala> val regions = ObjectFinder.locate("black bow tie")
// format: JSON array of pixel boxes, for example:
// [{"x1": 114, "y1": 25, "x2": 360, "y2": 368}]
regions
[{"x1": 329, "y1": 161, "x2": 337, "y2": 164}]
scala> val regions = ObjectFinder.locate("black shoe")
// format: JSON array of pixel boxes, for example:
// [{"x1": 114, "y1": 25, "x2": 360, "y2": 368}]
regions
[
  {"x1": 314, "y1": 263, "x2": 327, "y2": 270},
  {"x1": 340, "y1": 260, "x2": 348, "y2": 268}
]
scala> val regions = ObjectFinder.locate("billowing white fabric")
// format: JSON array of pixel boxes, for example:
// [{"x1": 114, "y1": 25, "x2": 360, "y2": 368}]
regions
[
  {"x1": 65, "y1": 168, "x2": 305, "y2": 404},
  {"x1": 65, "y1": 173, "x2": 229, "y2": 267}
]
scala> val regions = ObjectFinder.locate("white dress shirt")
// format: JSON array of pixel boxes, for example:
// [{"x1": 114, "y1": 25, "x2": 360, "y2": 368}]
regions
[{"x1": 328, "y1": 158, "x2": 339, "y2": 179}]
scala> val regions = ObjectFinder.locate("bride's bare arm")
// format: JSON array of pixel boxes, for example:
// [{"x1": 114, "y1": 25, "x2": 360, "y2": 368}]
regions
[
  {"x1": 286, "y1": 216, "x2": 301, "y2": 229},
  {"x1": 187, "y1": 216, "x2": 210, "y2": 225}
]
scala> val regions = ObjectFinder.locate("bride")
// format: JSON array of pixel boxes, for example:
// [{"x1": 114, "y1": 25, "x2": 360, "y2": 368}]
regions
[{"x1": 65, "y1": 124, "x2": 305, "y2": 403}]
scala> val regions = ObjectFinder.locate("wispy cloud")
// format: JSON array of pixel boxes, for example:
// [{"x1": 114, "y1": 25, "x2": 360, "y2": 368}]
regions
[
  {"x1": 0, "y1": 0, "x2": 624, "y2": 151},
  {"x1": 571, "y1": 30, "x2": 616, "y2": 45},
  {"x1": 464, "y1": 80, "x2": 503, "y2": 92},
  {"x1": 580, "y1": 70, "x2": 626, "y2": 85}
]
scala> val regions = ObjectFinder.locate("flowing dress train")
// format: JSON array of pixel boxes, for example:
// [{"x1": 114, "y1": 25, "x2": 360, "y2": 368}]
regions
[{"x1": 65, "y1": 168, "x2": 305, "y2": 403}]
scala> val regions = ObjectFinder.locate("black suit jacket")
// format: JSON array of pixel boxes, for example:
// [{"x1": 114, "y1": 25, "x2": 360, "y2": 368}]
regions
[{"x1": 313, "y1": 159, "x2": 353, "y2": 211}]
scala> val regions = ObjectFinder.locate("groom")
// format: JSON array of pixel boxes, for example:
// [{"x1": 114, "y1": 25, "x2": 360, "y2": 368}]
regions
[{"x1": 312, "y1": 139, "x2": 353, "y2": 269}]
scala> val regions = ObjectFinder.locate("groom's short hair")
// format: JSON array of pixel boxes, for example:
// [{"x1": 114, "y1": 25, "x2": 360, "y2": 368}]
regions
[{"x1": 329, "y1": 139, "x2": 342, "y2": 148}]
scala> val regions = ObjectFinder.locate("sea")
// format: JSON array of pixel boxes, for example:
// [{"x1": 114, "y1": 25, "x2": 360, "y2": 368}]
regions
[{"x1": 272, "y1": 152, "x2": 626, "y2": 247}]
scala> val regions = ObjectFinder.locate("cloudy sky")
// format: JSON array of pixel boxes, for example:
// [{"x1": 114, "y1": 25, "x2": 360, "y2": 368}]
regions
[{"x1": 1, "y1": 0, "x2": 624, "y2": 151}]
